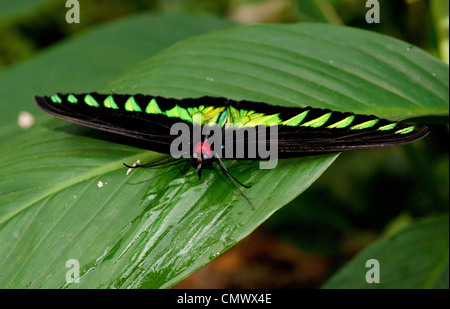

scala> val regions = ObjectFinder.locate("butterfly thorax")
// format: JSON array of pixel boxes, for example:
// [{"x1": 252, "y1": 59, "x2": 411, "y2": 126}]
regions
[{"x1": 193, "y1": 141, "x2": 213, "y2": 162}]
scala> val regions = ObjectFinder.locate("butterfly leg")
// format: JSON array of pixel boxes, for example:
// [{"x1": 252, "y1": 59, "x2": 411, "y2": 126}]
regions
[
  {"x1": 179, "y1": 160, "x2": 191, "y2": 174},
  {"x1": 214, "y1": 154, "x2": 254, "y2": 210},
  {"x1": 197, "y1": 162, "x2": 202, "y2": 180}
]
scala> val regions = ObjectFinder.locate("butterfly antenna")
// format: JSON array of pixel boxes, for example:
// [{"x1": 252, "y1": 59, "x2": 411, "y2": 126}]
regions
[{"x1": 214, "y1": 154, "x2": 255, "y2": 210}]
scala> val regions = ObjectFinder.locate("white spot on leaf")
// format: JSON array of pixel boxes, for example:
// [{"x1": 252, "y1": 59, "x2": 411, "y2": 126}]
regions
[{"x1": 18, "y1": 111, "x2": 34, "y2": 129}]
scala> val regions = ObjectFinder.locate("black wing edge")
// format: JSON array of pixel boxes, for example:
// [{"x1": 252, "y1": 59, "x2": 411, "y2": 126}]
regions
[
  {"x1": 276, "y1": 123, "x2": 430, "y2": 154},
  {"x1": 35, "y1": 95, "x2": 56, "y2": 115},
  {"x1": 34, "y1": 94, "x2": 83, "y2": 120},
  {"x1": 34, "y1": 94, "x2": 102, "y2": 129},
  {"x1": 33, "y1": 94, "x2": 176, "y2": 154}
]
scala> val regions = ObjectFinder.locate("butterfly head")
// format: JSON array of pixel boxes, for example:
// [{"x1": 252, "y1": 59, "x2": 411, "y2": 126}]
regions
[{"x1": 193, "y1": 141, "x2": 213, "y2": 162}]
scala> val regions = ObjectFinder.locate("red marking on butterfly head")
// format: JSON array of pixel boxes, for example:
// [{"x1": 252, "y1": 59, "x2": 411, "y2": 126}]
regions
[{"x1": 194, "y1": 141, "x2": 212, "y2": 161}]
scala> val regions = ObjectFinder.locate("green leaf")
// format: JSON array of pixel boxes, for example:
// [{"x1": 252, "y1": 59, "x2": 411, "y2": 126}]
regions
[
  {"x1": 323, "y1": 215, "x2": 449, "y2": 289},
  {"x1": 110, "y1": 23, "x2": 449, "y2": 120},
  {"x1": 0, "y1": 121, "x2": 338, "y2": 288},
  {"x1": 0, "y1": 22, "x2": 447, "y2": 288},
  {"x1": 0, "y1": 0, "x2": 52, "y2": 22}
]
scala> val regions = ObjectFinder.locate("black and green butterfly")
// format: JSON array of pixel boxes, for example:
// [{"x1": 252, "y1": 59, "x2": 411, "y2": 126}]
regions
[{"x1": 35, "y1": 93, "x2": 429, "y2": 209}]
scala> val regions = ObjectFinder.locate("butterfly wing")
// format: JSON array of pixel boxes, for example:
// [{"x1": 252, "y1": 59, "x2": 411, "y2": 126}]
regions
[
  {"x1": 35, "y1": 93, "x2": 198, "y2": 154},
  {"x1": 222, "y1": 100, "x2": 429, "y2": 158}
]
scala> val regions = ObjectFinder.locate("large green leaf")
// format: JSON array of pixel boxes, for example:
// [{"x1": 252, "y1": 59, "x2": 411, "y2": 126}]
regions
[
  {"x1": 110, "y1": 23, "x2": 448, "y2": 119},
  {"x1": 0, "y1": 121, "x2": 338, "y2": 288},
  {"x1": 323, "y1": 215, "x2": 449, "y2": 289},
  {"x1": 0, "y1": 22, "x2": 447, "y2": 288}
]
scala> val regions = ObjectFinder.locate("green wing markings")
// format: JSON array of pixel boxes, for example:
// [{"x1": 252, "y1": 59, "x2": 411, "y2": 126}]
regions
[
  {"x1": 282, "y1": 110, "x2": 309, "y2": 126},
  {"x1": 42, "y1": 94, "x2": 421, "y2": 140},
  {"x1": 217, "y1": 109, "x2": 228, "y2": 127},
  {"x1": 165, "y1": 105, "x2": 180, "y2": 118},
  {"x1": 84, "y1": 94, "x2": 100, "y2": 107},
  {"x1": 378, "y1": 123, "x2": 397, "y2": 131},
  {"x1": 145, "y1": 98, "x2": 162, "y2": 114},
  {"x1": 246, "y1": 113, "x2": 282, "y2": 127},
  {"x1": 396, "y1": 126, "x2": 415, "y2": 134},
  {"x1": 177, "y1": 106, "x2": 192, "y2": 122},
  {"x1": 228, "y1": 106, "x2": 240, "y2": 125},
  {"x1": 124, "y1": 96, "x2": 142, "y2": 112},
  {"x1": 350, "y1": 119, "x2": 379, "y2": 130},
  {"x1": 179, "y1": 106, "x2": 225, "y2": 125},
  {"x1": 203, "y1": 107, "x2": 226, "y2": 126},
  {"x1": 50, "y1": 94, "x2": 62, "y2": 104},
  {"x1": 166, "y1": 105, "x2": 191, "y2": 122},
  {"x1": 187, "y1": 106, "x2": 205, "y2": 125},
  {"x1": 224, "y1": 107, "x2": 282, "y2": 128},
  {"x1": 103, "y1": 95, "x2": 119, "y2": 109},
  {"x1": 301, "y1": 112, "x2": 332, "y2": 128},
  {"x1": 326, "y1": 115, "x2": 355, "y2": 129},
  {"x1": 67, "y1": 94, "x2": 78, "y2": 104}
]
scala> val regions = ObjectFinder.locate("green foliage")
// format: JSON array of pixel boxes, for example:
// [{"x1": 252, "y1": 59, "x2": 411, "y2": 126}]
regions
[
  {"x1": 0, "y1": 2, "x2": 448, "y2": 289},
  {"x1": 323, "y1": 215, "x2": 449, "y2": 289}
]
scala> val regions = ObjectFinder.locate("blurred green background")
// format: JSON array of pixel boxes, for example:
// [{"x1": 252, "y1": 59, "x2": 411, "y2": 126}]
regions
[
  {"x1": 0, "y1": 0, "x2": 448, "y2": 288},
  {"x1": 1, "y1": 0, "x2": 448, "y2": 69}
]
